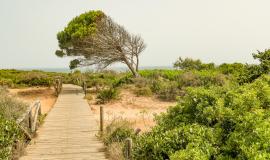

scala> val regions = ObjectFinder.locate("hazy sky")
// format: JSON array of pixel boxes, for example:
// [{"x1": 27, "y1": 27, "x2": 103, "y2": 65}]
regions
[{"x1": 1, "y1": 0, "x2": 270, "y2": 69}]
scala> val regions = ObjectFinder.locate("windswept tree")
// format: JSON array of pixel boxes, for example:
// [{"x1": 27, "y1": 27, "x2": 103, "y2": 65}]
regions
[{"x1": 55, "y1": 10, "x2": 146, "y2": 77}]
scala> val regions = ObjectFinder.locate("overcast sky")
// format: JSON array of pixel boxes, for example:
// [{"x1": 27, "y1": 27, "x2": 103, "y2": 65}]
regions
[{"x1": 1, "y1": 0, "x2": 270, "y2": 69}]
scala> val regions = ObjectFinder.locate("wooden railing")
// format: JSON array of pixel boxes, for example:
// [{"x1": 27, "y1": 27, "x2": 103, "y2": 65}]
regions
[{"x1": 16, "y1": 100, "x2": 42, "y2": 140}]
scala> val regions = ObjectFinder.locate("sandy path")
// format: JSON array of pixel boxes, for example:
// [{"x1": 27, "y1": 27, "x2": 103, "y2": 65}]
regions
[
  {"x1": 8, "y1": 87, "x2": 57, "y2": 114},
  {"x1": 88, "y1": 89, "x2": 177, "y2": 132}
]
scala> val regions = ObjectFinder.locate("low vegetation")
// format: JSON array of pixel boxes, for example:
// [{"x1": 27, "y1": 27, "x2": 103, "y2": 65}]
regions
[
  {"x1": 1, "y1": 49, "x2": 270, "y2": 159},
  {"x1": 0, "y1": 88, "x2": 27, "y2": 159},
  {"x1": 96, "y1": 49, "x2": 270, "y2": 159},
  {"x1": 133, "y1": 76, "x2": 270, "y2": 159},
  {"x1": 101, "y1": 118, "x2": 135, "y2": 160}
]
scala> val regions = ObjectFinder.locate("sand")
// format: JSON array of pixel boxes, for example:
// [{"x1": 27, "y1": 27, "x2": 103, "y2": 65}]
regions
[
  {"x1": 8, "y1": 87, "x2": 57, "y2": 114},
  {"x1": 88, "y1": 89, "x2": 177, "y2": 132}
]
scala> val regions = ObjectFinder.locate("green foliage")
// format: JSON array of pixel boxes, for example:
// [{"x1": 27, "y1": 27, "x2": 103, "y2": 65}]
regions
[
  {"x1": 217, "y1": 63, "x2": 246, "y2": 75},
  {"x1": 97, "y1": 88, "x2": 119, "y2": 104},
  {"x1": 170, "y1": 147, "x2": 209, "y2": 160},
  {"x1": 57, "y1": 10, "x2": 104, "y2": 49},
  {"x1": 0, "y1": 69, "x2": 64, "y2": 87},
  {"x1": 134, "y1": 86, "x2": 152, "y2": 97},
  {"x1": 132, "y1": 76, "x2": 270, "y2": 159},
  {"x1": 177, "y1": 71, "x2": 228, "y2": 88},
  {"x1": 156, "y1": 81, "x2": 180, "y2": 101},
  {"x1": 253, "y1": 49, "x2": 270, "y2": 73},
  {"x1": 133, "y1": 124, "x2": 217, "y2": 160},
  {"x1": 103, "y1": 119, "x2": 135, "y2": 145},
  {"x1": 173, "y1": 57, "x2": 215, "y2": 70},
  {"x1": 0, "y1": 116, "x2": 23, "y2": 160},
  {"x1": 102, "y1": 119, "x2": 134, "y2": 160},
  {"x1": 0, "y1": 89, "x2": 27, "y2": 120},
  {"x1": 237, "y1": 64, "x2": 264, "y2": 84},
  {"x1": 69, "y1": 59, "x2": 81, "y2": 70},
  {"x1": 139, "y1": 69, "x2": 183, "y2": 81},
  {"x1": 0, "y1": 89, "x2": 26, "y2": 159}
]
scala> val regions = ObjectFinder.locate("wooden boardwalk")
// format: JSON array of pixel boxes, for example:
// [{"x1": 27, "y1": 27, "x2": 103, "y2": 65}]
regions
[{"x1": 20, "y1": 84, "x2": 107, "y2": 160}]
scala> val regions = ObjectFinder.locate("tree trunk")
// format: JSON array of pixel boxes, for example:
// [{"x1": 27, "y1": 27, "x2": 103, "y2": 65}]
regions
[
  {"x1": 136, "y1": 55, "x2": 139, "y2": 71},
  {"x1": 124, "y1": 61, "x2": 140, "y2": 77}
]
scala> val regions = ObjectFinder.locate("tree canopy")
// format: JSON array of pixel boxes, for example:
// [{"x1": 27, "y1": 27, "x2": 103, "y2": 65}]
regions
[{"x1": 56, "y1": 10, "x2": 146, "y2": 77}]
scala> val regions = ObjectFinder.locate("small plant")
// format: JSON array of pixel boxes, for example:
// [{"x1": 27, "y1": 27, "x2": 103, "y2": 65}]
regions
[
  {"x1": 97, "y1": 88, "x2": 119, "y2": 104},
  {"x1": 102, "y1": 118, "x2": 135, "y2": 159},
  {"x1": 84, "y1": 94, "x2": 93, "y2": 101},
  {"x1": 0, "y1": 117, "x2": 23, "y2": 160},
  {"x1": 134, "y1": 86, "x2": 152, "y2": 97},
  {"x1": 0, "y1": 89, "x2": 26, "y2": 159},
  {"x1": 133, "y1": 77, "x2": 150, "y2": 88},
  {"x1": 157, "y1": 82, "x2": 180, "y2": 101}
]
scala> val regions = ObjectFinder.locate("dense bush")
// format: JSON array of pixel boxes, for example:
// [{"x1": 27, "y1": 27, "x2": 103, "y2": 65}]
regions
[
  {"x1": 173, "y1": 57, "x2": 215, "y2": 71},
  {"x1": 102, "y1": 119, "x2": 135, "y2": 160},
  {"x1": 103, "y1": 119, "x2": 135, "y2": 145},
  {"x1": 177, "y1": 71, "x2": 228, "y2": 88},
  {"x1": 217, "y1": 63, "x2": 246, "y2": 75},
  {"x1": 0, "y1": 116, "x2": 23, "y2": 159},
  {"x1": 134, "y1": 86, "x2": 152, "y2": 97},
  {"x1": 156, "y1": 81, "x2": 181, "y2": 101},
  {"x1": 0, "y1": 69, "x2": 64, "y2": 87},
  {"x1": 0, "y1": 88, "x2": 26, "y2": 159},
  {"x1": 139, "y1": 69, "x2": 183, "y2": 81},
  {"x1": 97, "y1": 88, "x2": 120, "y2": 104},
  {"x1": 132, "y1": 75, "x2": 270, "y2": 160}
]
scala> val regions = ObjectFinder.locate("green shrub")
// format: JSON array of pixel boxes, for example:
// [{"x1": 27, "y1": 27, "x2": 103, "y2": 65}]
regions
[
  {"x1": 0, "y1": 69, "x2": 63, "y2": 87},
  {"x1": 132, "y1": 76, "x2": 270, "y2": 159},
  {"x1": 157, "y1": 82, "x2": 181, "y2": 101},
  {"x1": 170, "y1": 147, "x2": 209, "y2": 160},
  {"x1": 173, "y1": 57, "x2": 215, "y2": 71},
  {"x1": 0, "y1": 89, "x2": 27, "y2": 120},
  {"x1": 133, "y1": 124, "x2": 217, "y2": 160},
  {"x1": 0, "y1": 88, "x2": 26, "y2": 159},
  {"x1": 97, "y1": 88, "x2": 119, "y2": 104},
  {"x1": 0, "y1": 78, "x2": 14, "y2": 88},
  {"x1": 103, "y1": 119, "x2": 135, "y2": 145},
  {"x1": 150, "y1": 80, "x2": 163, "y2": 93},
  {"x1": 134, "y1": 86, "x2": 152, "y2": 97},
  {"x1": 112, "y1": 76, "x2": 133, "y2": 88},
  {"x1": 17, "y1": 72, "x2": 52, "y2": 86},
  {"x1": 0, "y1": 116, "x2": 23, "y2": 160},
  {"x1": 102, "y1": 119, "x2": 135, "y2": 159},
  {"x1": 133, "y1": 77, "x2": 150, "y2": 88},
  {"x1": 177, "y1": 71, "x2": 228, "y2": 88}
]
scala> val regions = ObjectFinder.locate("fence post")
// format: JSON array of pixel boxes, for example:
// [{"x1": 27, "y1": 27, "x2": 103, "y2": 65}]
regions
[
  {"x1": 100, "y1": 106, "x2": 104, "y2": 134},
  {"x1": 83, "y1": 81, "x2": 87, "y2": 96},
  {"x1": 28, "y1": 111, "x2": 33, "y2": 132},
  {"x1": 125, "y1": 138, "x2": 132, "y2": 160}
]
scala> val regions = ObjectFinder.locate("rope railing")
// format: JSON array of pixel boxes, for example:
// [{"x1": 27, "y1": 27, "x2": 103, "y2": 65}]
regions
[{"x1": 16, "y1": 100, "x2": 42, "y2": 140}]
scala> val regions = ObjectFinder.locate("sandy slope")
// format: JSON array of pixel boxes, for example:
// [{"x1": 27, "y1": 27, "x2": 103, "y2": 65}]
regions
[
  {"x1": 88, "y1": 89, "x2": 177, "y2": 132},
  {"x1": 8, "y1": 87, "x2": 57, "y2": 114}
]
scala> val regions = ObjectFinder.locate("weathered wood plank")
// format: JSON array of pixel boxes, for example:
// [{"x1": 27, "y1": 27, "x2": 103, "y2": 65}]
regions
[{"x1": 20, "y1": 84, "x2": 107, "y2": 160}]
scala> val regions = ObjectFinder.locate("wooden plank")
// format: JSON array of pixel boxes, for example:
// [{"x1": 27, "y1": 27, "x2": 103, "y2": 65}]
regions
[{"x1": 20, "y1": 84, "x2": 108, "y2": 160}]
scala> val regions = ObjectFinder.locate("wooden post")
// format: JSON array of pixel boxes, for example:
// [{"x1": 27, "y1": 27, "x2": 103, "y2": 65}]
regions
[
  {"x1": 28, "y1": 111, "x2": 33, "y2": 132},
  {"x1": 83, "y1": 81, "x2": 87, "y2": 96},
  {"x1": 100, "y1": 106, "x2": 104, "y2": 134},
  {"x1": 38, "y1": 102, "x2": 42, "y2": 116},
  {"x1": 125, "y1": 138, "x2": 132, "y2": 160}
]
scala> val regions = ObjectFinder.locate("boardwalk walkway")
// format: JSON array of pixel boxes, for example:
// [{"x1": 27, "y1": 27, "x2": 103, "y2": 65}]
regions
[{"x1": 20, "y1": 84, "x2": 107, "y2": 160}]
